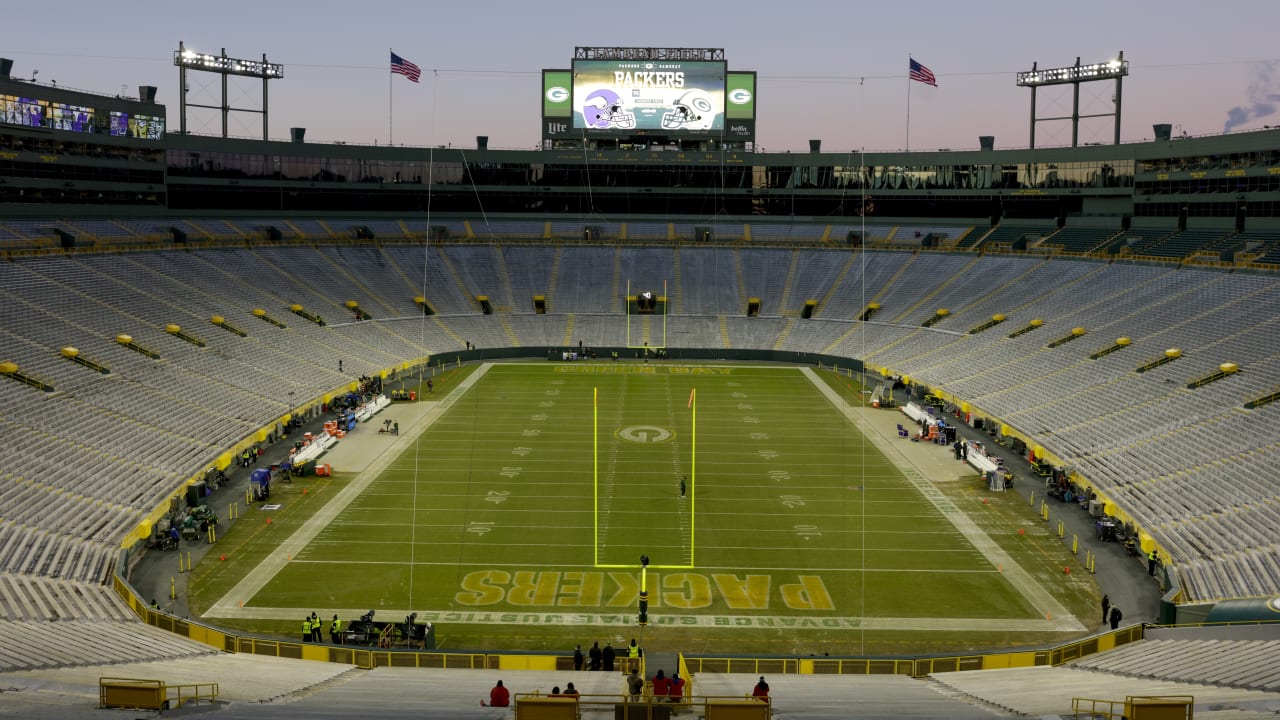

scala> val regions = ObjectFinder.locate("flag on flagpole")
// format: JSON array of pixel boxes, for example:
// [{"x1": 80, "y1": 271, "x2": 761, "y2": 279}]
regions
[
  {"x1": 909, "y1": 58, "x2": 937, "y2": 87},
  {"x1": 391, "y1": 51, "x2": 422, "y2": 83}
]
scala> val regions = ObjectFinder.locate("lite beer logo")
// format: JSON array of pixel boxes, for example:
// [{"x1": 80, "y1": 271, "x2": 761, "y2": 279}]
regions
[{"x1": 455, "y1": 570, "x2": 834, "y2": 611}]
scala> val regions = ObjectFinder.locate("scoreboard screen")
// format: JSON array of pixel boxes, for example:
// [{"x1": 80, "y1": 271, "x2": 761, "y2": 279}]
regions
[{"x1": 572, "y1": 59, "x2": 725, "y2": 133}]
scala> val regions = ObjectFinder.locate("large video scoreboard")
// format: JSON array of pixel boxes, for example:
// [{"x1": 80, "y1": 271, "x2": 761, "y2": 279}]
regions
[{"x1": 543, "y1": 47, "x2": 755, "y2": 145}]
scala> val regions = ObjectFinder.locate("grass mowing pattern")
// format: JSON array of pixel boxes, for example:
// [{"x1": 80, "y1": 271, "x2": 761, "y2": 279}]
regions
[{"x1": 234, "y1": 363, "x2": 1091, "y2": 654}]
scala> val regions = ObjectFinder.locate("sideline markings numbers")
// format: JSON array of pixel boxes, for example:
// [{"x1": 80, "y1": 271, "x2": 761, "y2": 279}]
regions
[
  {"x1": 780, "y1": 495, "x2": 805, "y2": 509},
  {"x1": 499, "y1": 467, "x2": 522, "y2": 478},
  {"x1": 769, "y1": 470, "x2": 791, "y2": 482},
  {"x1": 486, "y1": 491, "x2": 510, "y2": 504},
  {"x1": 512, "y1": 447, "x2": 532, "y2": 456},
  {"x1": 467, "y1": 521, "x2": 495, "y2": 536}
]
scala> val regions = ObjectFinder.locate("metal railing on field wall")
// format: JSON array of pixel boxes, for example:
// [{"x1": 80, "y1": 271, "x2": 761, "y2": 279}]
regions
[{"x1": 113, "y1": 573, "x2": 1146, "y2": 677}]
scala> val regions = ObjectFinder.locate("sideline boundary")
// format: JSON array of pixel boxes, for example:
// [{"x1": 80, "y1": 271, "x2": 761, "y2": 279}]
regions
[
  {"x1": 206, "y1": 363, "x2": 494, "y2": 616},
  {"x1": 801, "y1": 366, "x2": 1084, "y2": 633}
]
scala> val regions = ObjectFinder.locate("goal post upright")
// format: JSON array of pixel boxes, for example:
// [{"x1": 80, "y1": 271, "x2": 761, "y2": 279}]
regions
[
  {"x1": 690, "y1": 385, "x2": 696, "y2": 567},
  {"x1": 593, "y1": 385, "x2": 598, "y2": 567}
]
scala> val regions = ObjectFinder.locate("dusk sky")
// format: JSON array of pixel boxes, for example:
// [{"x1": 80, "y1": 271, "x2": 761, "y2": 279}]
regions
[{"x1": 3, "y1": 0, "x2": 1278, "y2": 152}]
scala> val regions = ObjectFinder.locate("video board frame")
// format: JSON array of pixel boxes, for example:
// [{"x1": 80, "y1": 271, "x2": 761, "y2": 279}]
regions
[{"x1": 542, "y1": 47, "x2": 756, "y2": 145}]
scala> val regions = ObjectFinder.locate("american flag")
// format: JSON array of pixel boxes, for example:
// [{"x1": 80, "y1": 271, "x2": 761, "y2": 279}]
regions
[
  {"x1": 909, "y1": 58, "x2": 937, "y2": 87},
  {"x1": 391, "y1": 51, "x2": 421, "y2": 83}
]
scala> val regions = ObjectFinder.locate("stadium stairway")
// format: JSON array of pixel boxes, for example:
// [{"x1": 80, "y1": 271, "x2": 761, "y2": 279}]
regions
[
  {"x1": 773, "y1": 318, "x2": 795, "y2": 350},
  {"x1": 609, "y1": 248, "x2": 623, "y2": 313},
  {"x1": 813, "y1": 251, "x2": 860, "y2": 318},
  {"x1": 546, "y1": 246, "x2": 563, "y2": 312},
  {"x1": 495, "y1": 246, "x2": 516, "y2": 310},
  {"x1": 733, "y1": 248, "x2": 749, "y2": 310},
  {"x1": 776, "y1": 249, "x2": 800, "y2": 313},
  {"x1": 500, "y1": 316, "x2": 521, "y2": 347},
  {"x1": 433, "y1": 248, "x2": 480, "y2": 312},
  {"x1": 561, "y1": 313, "x2": 575, "y2": 345}
]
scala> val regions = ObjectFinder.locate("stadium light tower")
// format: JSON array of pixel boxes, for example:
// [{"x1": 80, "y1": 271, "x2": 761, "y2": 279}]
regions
[
  {"x1": 174, "y1": 40, "x2": 283, "y2": 140},
  {"x1": 1016, "y1": 52, "x2": 1127, "y2": 148}
]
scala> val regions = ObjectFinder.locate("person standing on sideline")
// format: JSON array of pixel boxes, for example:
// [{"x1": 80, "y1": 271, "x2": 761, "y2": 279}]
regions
[
  {"x1": 602, "y1": 642, "x2": 616, "y2": 672},
  {"x1": 752, "y1": 676, "x2": 770, "y2": 699},
  {"x1": 573, "y1": 644, "x2": 584, "y2": 671},
  {"x1": 311, "y1": 612, "x2": 322, "y2": 642},
  {"x1": 1101, "y1": 594, "x2": 1110, "y2": 624},
  {"x1": 301, "y1": 616, "x2": 312, "y2": 642},
  {"x1": 680, "y1": 476, "x2": 687, "y2": 498},
  {"x1": 1148, "y1": 549, "x2": 1159, "y2": 576},
  {"x1": 1109, "y1": 606, "x2": 1123, "y2": 630},
  {"x1": 589, "y1": 641, "x2": 602, "y2": 671},
  {"x1": 330, "y1": 615, "x2": 343, "y2": 644},
  {"x1": 628, "y1": 638, "x2": 641, "y2": 660},
  {"x1": 486, "y1": 680, "x2": 510, "y2": 707}
]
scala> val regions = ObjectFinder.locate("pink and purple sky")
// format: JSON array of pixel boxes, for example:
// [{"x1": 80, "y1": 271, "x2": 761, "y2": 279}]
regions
[{"x1": 3, "y1": 0, "x2": 1277, "y2": 152}]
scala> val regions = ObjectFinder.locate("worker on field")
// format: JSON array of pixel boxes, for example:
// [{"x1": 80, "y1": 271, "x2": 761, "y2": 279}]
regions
[
  {"x1": 1148, "y1": 548, "x2": 1159, "y2": 576},
  {"x1": 330, "y1": 615, "x2": 343, "y2": 644},
  {"x1": 301, "y1": 616, "x2": 312, "y2": 642},
  {"x1": 311, "y1": 612, "x2": 322, "y2": 642},
  {"x1": 573, "y1": 644, "x2": 584, "y2": 671},
  {"x1": 628, "y1": 638, "x2": 641, "y2": 659}
]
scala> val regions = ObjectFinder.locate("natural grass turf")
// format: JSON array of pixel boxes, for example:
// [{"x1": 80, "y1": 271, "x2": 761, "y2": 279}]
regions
[{"x1": 192, "y1": 363, "x2": 1099, "y2": 655}]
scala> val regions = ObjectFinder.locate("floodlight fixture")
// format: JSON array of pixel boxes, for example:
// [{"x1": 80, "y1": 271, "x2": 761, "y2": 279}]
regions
[
  {"x1": 1016, "y1": 57, "x2": 1127, "y2": 87},
  {"x1": 1017, "y1": 51, "x2": 1127, "y2": 148},
  {"x1": 173, "y1": 40, "x2": 283, "y2": 140}
]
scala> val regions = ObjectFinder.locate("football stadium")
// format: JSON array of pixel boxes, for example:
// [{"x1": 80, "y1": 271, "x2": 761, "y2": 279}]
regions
[{"x1": 1, "y1": 40, "x2": 1279, "y2": 719}]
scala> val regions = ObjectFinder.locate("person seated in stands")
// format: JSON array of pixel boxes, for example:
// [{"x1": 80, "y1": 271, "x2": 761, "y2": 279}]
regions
[
  {"x1": 485, "y1": 680, "x2": 509, "y2": 707},
  {"x1": 752, "y1": 676, "x2": 770, "y2": 699},
  {"x1": 562, "y1": 682, "x2": 579, "y2": 699}
]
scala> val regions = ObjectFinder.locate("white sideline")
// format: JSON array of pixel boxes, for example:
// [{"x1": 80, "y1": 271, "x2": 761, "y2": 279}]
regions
[
  {"x1": 207, "y1": 364, "x2": 493, "y2": 617},
  {"x1": 799, "y1": 366, "x2": 1085, "y2": 633}
]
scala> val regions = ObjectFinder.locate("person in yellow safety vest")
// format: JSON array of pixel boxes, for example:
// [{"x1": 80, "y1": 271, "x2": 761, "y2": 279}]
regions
[
  {"x1": 330, "y1": 615, "x2": 343, "y2": 644},
  {"x1": 302, "y1": 617, "x2": 312, "y2": 642},
  {"x1": 628, "y1": 638, "x2": 641, "y2": 658},
  {"x1": 1148, "y1": 548, "x2": 1159, "y2": 576}
]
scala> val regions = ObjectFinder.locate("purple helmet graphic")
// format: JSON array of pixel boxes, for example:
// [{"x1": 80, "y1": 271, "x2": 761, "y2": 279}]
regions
[{"x1": 582, "y1": 88, "x2": 635, "y2": 129}]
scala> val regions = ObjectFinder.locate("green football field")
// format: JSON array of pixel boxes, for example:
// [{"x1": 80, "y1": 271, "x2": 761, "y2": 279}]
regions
[{"x1": 197, "y1": 363, "x2": 1096, "y2": 655}]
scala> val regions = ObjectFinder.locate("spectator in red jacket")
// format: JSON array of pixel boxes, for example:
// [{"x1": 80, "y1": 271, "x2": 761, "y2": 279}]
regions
[
  {"x1": 752, "y1": 676, "x2": 770, "y2": 699},
  {"x1": 668, "y1": 672, "x2": 685, "y2": 703},
  {"x1": 652, "y1": 669, "x2": 670, "y2": 698},
  {"x1": 487, "y1": 680, "x2": 510, "y2": 707}
]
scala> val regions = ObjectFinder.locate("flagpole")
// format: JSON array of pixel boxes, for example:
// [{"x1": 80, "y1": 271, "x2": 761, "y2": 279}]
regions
[
  {"x1": 389, "y1": 48, "x2": 394, "y2": 146},
  {"x1": 905, "y1": 54, "x2": 912, "y2": 152}
]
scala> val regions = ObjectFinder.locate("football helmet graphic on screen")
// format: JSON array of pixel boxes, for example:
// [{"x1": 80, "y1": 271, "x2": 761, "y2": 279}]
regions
[
  {"x1": 662, "y1": 89, "x2": 717, "y2": 130},
  {"x1": 581, "y1": 89, "x2": 635, "y2": 129}
]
